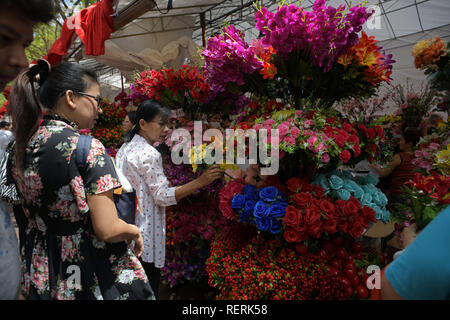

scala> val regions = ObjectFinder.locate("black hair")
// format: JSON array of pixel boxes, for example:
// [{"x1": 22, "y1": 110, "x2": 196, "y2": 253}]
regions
[
  {"x1": 0, "y1": 121, "x2": 10, "y2": 129},
  {"x1": 124, "y1": 100, "x2": 170, "y2": 143},
  {"x1": 9, "y1": 61, "x2": 98, "y2": 174},
  {"x1": 4, "y1": 0, "x2": 55, "y2": 23},
  {"x1": 126, "y1": 110, "x2": 137, "y2": 126},
  {"x1": 403, "y1": 127, "x2": 422, "y2": 146}
]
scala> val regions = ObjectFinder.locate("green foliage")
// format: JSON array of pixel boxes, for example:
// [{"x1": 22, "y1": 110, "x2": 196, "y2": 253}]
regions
[{"x1": 26, "y1": 23, "x2": 61, "y2": 62}]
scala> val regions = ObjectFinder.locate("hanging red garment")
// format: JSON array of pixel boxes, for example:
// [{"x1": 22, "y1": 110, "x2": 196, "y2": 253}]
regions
[
  {"x1": 0, "y1": 86, "x2": 11, "y2": 117},
  {"x1": 42, "y1": 0, "x2": 116, "y2": 66}
]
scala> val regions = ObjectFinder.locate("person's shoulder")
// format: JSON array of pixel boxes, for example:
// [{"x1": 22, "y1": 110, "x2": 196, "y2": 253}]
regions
[{"x1": 140, "y1": 144, "x2": 161, "y2": 162}]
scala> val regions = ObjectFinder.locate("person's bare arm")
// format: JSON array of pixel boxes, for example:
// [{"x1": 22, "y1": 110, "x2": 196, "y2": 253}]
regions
[
  {"x1": 87, "y1": 189, "x2": 143, "y2": 257},
  {"x1": 381, "y1": 272, "x2": 403, "y2": 300}
]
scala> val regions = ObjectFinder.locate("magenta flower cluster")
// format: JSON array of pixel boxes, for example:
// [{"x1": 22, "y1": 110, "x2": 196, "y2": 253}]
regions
[
  {"x1": 161, "y1": 245, "x2": 210, "y2": 288},
  {"x1": 255, "y1": 0, "x2": 373, "y2": 71},
  {"x1": 202, "y1": 25, "x2": 263, "y2": 94}
]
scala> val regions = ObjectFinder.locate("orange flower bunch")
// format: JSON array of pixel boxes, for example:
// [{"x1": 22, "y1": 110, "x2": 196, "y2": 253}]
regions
[
  {"x1": 338, "y1": 32, "x2": 392, "y2": 86},
  {"x1": 412, "y1": 36, "x2": 447, "y2": 69},
  {"x1": 258, "y1": 46, "x2": 277, "y2": 80},
  {"x1": 91, "y1": 126, "x2": 123, "y2": 148}
]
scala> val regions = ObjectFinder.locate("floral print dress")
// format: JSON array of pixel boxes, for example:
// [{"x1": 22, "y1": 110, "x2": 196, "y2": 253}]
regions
[{"x1": 10, "y1": 115, "x2": 154, "y2": 300}]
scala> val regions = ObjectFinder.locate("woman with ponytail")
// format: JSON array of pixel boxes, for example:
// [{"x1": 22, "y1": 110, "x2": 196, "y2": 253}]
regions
[
  {"x1": 115, "y1": 100, "x2": 224, "y2": 298},
  {"x1": 8, "y1": 61, "x2": 154, "y2": 300}
]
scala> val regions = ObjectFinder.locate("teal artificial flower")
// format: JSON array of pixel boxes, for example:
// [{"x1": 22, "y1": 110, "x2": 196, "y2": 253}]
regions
[
  {"x1": 352, "y1": 185, "x2": 364, "y2": 200},
  {"x1": 337, "y1": 189, "x2": 351, "y2": 201},
  {"x1": 381, "y1": 208, "x2": 391, "y2": 223},
  {"x1": 361, "y1": 192, "x2": 373, "y2": 206},
  {"x1": 313, "y1": 174, "x2": 330, "y2": 194},
  {"x1": 328, "y1": 175, "x2": 344, "y2": 190},
  {"x1": 365, "y1": 174, "x2": 379, "y2": 186}
]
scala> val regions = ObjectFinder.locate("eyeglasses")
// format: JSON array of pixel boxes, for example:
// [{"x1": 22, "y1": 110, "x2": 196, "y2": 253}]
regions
[
  {"x1": 74, "y1": 91, "x2": 102, "y2": 110},
  {"x1": 150, "y1": 121, "x2": 169, "y2": 127}
]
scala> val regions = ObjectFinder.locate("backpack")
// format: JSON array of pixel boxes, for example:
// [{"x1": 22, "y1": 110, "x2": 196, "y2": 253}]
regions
[{"x1": 75, "y1": 135, "x2": 137, "y2": 224}]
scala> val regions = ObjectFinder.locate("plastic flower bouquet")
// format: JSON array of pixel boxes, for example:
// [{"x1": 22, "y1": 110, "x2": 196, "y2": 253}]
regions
[
  {"x1": 202, "y1": 0, "x2": 394, "y2": 109},
  {"x1": 392, "y1": 172, "x2": 449, "y2": 233},
  {"x1": 132, "y1": 65, "x2": 211, "y2": 116}
]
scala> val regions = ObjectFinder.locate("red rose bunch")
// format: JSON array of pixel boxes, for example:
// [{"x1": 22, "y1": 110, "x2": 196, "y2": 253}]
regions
[
  {"x1": 133, "y1": 65, "x2": 210, "y2": 106},
  {"x1": 356, "y1": 123, "x2": 385, "y2": 162},
  {"x1": 219, "y1": 180, "x2": 245, "y2": 220},
  {"x1": 392, "y1": 171, "x2": 450, "y2": 232},
  {"x1": 282, "y1": 177, "x2": 376, "y2": 242}
]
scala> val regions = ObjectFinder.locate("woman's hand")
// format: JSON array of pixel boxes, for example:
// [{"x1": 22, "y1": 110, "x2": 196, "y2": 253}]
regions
[
  {"x1": 400, "y1": 223, "x2": 417, "y2": 249},
  {"x1": 127, "y1": 226, "x2": 144, "y2": 258},
  {"x1": 198, "y1": 164, "x2": 224, "y2": 186},
  {"x1": 243, "y1": 164, "x2": 266, "y2": 187}
]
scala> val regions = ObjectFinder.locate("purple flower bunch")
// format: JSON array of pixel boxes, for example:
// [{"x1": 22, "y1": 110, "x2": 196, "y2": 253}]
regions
[
  {"x1": 128, "y1": 84, "x2": 148, "y2": 104},
  {"x1": 255, "y1": 0, "x2": 373, "y2": 71},
  {"x1": 161, "y1": 244, "x2": 210, "y2": 288},
  {"x1": 202, "y1": 25, "x2": 263, "y2": 94}
]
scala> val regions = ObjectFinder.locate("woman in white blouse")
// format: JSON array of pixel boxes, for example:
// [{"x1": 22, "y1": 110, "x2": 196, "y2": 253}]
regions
[{"x1": 115, "y1": 100, "x2": 223, "y2": 298}]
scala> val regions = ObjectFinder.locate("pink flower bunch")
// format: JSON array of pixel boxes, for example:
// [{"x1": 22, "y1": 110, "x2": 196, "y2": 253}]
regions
[
  {"x1": 254, "y1": 0, "x2": 373, "y2": 71},
  {"x1": 202, "y1": 25, "x2": 264, "y2": 93},
  {"x1": 412, "y1": 141, "x2": 444, "y2": 172},
  {"x1": 248, "y1": 109, "x2": 369, "y2": 168}
]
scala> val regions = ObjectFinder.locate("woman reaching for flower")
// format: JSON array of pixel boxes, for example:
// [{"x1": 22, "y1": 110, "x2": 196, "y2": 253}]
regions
[
  {"x1": 369, "y1": 127, "x2": 422, "y2": 207},
  {"x1": 115, "y1": 100, "x2": 224, "y2": 298}
]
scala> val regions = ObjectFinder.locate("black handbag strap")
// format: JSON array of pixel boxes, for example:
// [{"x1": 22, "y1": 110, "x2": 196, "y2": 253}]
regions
[{"x1": 75, "y1": 135, "x2": 93, "y2": 168}]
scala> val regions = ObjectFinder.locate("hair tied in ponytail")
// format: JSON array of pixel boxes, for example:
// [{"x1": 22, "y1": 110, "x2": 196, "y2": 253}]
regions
[{"x1": 28, "y1": 59, "x2": 51, "y2": 86}]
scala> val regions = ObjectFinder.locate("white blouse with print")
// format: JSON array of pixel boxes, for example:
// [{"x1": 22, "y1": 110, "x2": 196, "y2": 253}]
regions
[{"x1": 115, "y1": 134, "x2": 177, "y2": 268}]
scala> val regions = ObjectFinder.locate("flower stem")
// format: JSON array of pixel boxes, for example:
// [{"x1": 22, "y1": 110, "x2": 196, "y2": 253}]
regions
[{"x1": 224, "y1": 172, "x2": 243, "y2": 183}]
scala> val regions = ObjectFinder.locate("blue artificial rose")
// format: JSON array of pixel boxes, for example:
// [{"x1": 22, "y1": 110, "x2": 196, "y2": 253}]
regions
[
  {"x1": 269, "y1": 218, "x2": 282, "y2": 234},
  {"x1": 256, "y1": 217, "x2": 270, "y2": 231},
  {"x1": 253, "y1": 201, "x2": 269, "y2": 219},
  {"x1": 361, "y1": 193, "x2": 373, "y2": 206},
  {"x1": 244, "y1": 193, "x2": 258, "y2": 203},
  {"x1": 231, "y1": 194, "x2": 245, "y2": 210},
  {"x1": 337, "y1": 189, "x2": 351, "y2": 201},
  {"x1": 381, "y1": 208, "x2": 391, "y2": 223},
  {"x1": 243, "y1": 185, "x2": 257, "y2": 195},
  {"x1": 352, "y1": 185, "x2": 364, "y2": 200},
  {"x1": 239, "y1": 210, "x2": 252, "y2": 223},
  {"x1": 258, "y1": 186, "x2": 279, "y2": 202},
  {"x1": 328, "y1": 175, "x2": 344, "y2": 190},
  {"x1": 356, "y1": 175, "x2": 366, "y2": 185},
  {"x1": 267, "y1": 203, "x2": 285, "y2": 218},
  {"x1": 244, "y1": 200, "x2": 256, "y2": 214}
]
